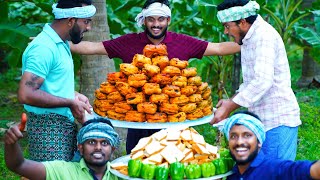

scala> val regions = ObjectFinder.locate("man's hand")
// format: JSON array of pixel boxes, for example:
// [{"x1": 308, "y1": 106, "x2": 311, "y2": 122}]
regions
[
  {"x1": 75, "y1": 92, "x2": 92, "y2": 109},
  {"x1": 210, "y1": 99, "x2": 240, "y2": 124},
  {"x1": 4, "y1": 125, "x2": 23, "y2": 145},
  {"x1": 70, "y1": 98, "x2": 92, "y2": 124}
]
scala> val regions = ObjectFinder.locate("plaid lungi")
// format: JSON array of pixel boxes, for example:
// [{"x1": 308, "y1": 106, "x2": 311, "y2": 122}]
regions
[{"x1": 26, "y1": 112, "x2": 77, "y2": 161}]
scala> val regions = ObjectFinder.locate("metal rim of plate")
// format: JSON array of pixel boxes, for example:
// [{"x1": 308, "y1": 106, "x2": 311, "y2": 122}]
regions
[
  {"x1": 92, "y1": 111, "x2": 214, "y2": 129},
  {"x1": 110, "y1": 155, "x2": 233, "y2": 180}
]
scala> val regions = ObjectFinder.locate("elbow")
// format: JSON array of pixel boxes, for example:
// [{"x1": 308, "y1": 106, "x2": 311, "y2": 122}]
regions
[{"x1": 18, "y1": 89, "x2": 29, "y2": 104}]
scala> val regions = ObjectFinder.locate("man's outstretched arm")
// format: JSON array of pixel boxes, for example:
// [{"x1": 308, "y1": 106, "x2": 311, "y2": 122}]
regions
[
  {"x1": 204, "y1": 42, "x2": 240, "y2": 56},
  {"x1": 70, "y1": 41, "x2": 107, "y2": 55},
  {"x1": 4, "y1": 125, "x2": 46, "y2": 180}
]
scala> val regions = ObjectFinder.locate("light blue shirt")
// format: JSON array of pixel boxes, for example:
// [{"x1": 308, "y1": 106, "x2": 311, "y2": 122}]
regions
[{"x1": 22, "y1": 23, "x2": 75, "y2": 121}]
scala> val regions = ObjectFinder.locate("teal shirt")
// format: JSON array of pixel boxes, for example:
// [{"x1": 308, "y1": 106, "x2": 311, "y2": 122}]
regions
[
  {"x1": 43, "y1": 159, "x2": 119, "y2": 180},
  {"x1": 22, "y1": 23, "x2": 74, "y2": 121}
]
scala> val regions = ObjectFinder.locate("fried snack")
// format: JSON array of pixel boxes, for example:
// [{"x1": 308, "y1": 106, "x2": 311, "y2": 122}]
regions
[
  {"x1": 197, "y1": 82, "x2": 209, "y2": 94},
  {"x1": 188, "y1": 76, "x2": 202, "y2": 86},
  {"x1": 100, "y1": 82, "x2": 118, "y2": 94},
  {"x1": 94, "y1": 105, "x2": 107, "y2": 117},
  {"x1": 95, "y1": 89, "x2": 108, "y2": 100},
  {"x1": 128, "y1": 74, "x2": 148, "y2": 88},
  {"x1": 186, "y1": 108, "x2": 204, "y2": 120},
  {"x1": 189, "y1": 94, "x2": 202, "y2": 103},
  {"x1": 120, "y1": 63, "x2": 139, "y2": 76},
  {"x1": 202, "y1": 87, "x2": 211, "y2": 100},
  {"x1": 125, "y1": 111, "x2": 146, "y2": 122},
  {"x1": 149, "y1": 94, "x2": 169, "y2": 104},
  {"x1": 159, "y1": 103, "x2": 179, "y2": 115},
  {"x1": 150, "y1": 74, "x2": 172, "y2": 86},
  {"x1": 171, "y1": 76, "x2": 187, "y2": 87},
  {"x1": 115, "y1": 82, "x2": 137, "y2": 96},
  {"x1": 202, "y1": 106, "x2": 213, "y2": 116},
  {"x1": 94, "y1": 99, "x2": 114, "y2": 112},
  {"x1": 132, "y1": 54, "x2": 152, "y2": 68},
  {"x1": 168, "y1": 112, "x2": 187, "y2": 122},
  {"x1": 126, "y1": 92, "x2": 146, "y2": 104},
  {"x1": 137, "y1": 102, "x2": 157, "y2": 114},
  {"x1": 161, "y1": 66, "x2": 181, "y2": 77},
  {"x1": 180, "y1": 103, "x2": 197, "y2": 113},
  {"x1": 146, "y1": 112, "x2": 167, "y2": 123},
  {"x1": 107, "y1": 110, "x2": 126, "y2": 120},
  {"x1": 142, "y1": 64, "x2": 161, "y2": 77},
  {"x1": 197, "y1": 100, "x2": 209, "y2": 109},
  {"x1": 152, "y1": 56, "x2": 170, "y2": 70},
  {"x1": 182, "y1": 68, "x2": 197, "y2": 77},
  {"x1": 169, "y1": 95, "x2": 189, "y2": 105},
  {"x1": 114, "y1": 101, "x2": 133, "y2": 114},
  {"x1": 107, "y1": 91, "x2": 124, "y2": 103},
  {"x1": 181, "y1": 86, "x2": 198, "y2": 96},
  {"x1": 169, "y1": 58, "x2": 188, "y2": 69},
  {"x1": 142, "y1": 83, "x2": 162, "y2": 95},
  {"x1": 162, "y1": 85, "x2": 181, "y2": 97},
  {"x1": 143, "y1": 44, "x2": 168, "y2": 58},
  {"x1": 107, "y1": 72, "x2": 127, "y2": 84}
]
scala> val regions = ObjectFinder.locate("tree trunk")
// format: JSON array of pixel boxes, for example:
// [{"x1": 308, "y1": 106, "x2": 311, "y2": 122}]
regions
[
  {"x1": 296, "y1": 0, "x2": 320, "y2": 87},
  {"x1": 79, "y1": 0, "x2": 127, "y2": 158}
]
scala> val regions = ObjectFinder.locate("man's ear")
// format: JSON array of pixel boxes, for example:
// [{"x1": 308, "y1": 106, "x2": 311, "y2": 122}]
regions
[
  {"x1": 167, "y1": 17, "x2": 171, "y2": 25},
  {"x1": 78, "y1": 144, "x2": 84, "y2": 155},
  {"x1": 67, "y1": 18, "x2": 77, "y2": 27}
]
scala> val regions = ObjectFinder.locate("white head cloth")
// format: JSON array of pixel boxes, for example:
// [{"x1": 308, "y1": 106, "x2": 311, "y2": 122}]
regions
[
  {"x1": 52, "y1": 3, "x2": 96, "y2": 19},
  {"x1": 135, "y1": 2, "x2": 171, "y2": 27},
  {"x1": 217, "y1": 1, "x2": 260, "y2": 23}
]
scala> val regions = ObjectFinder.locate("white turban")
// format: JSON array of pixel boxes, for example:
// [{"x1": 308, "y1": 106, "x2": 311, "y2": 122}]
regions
[
  {"x1": 52, "y1": 3, "x2": 96, "y2": 19},
  {"x1": 217, "y1": 1, "x2": 260, "y2": 23},
  {"x1": 135, "y1": 2, "x2": 171, "y2": 27}
]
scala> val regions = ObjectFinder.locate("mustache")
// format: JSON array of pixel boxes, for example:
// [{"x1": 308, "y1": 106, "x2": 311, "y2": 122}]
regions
[
  {"x1": 151, "y1": 26, "x2": 162, "y2": 29},
  {"x1": 234, "y1": 144, "x2": 249, "y2": 149}
]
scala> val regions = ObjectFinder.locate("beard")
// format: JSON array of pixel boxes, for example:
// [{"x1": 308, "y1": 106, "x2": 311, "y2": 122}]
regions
[
  {"x1": 230, "y1": 143, "x2": 259, "y2": 166},
  {"x1": 238, "y1": 29, "x2": 246, "y2": 45},
  {"x1": 69, "y1": 23, "x2": 83, "y2": 44},
  {"x1": 146, "y1": 26, "x2": 167, "y2": 40},
  {"x1": 83, "y1": 152, "x2": 111, "y2": 167}
]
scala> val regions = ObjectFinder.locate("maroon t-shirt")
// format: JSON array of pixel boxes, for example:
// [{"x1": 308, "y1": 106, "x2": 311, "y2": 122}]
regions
[{"x1": 102, "y1": 31, "x2": 208, "y2": 63}]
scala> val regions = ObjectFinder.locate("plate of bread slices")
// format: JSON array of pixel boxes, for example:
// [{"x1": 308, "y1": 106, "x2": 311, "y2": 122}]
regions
[{"x1": 110, "y1": 126, "x2": 233, "y2": 179}]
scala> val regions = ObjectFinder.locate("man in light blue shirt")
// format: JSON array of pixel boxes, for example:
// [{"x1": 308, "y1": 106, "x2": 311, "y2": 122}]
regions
[{"x1": 18, "y1": 0, "x2": 94, "y2": 161}]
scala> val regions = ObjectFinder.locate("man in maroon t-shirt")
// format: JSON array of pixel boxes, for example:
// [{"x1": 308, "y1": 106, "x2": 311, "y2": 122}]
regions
[{"x1": 71, "y1": 0, "x2": 240, "y2": 154}]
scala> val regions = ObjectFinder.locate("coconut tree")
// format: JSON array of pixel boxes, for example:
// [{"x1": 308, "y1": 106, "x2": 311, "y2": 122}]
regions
[{"x1": 79, "y1": 0, "x2": 126, "y2": 157}]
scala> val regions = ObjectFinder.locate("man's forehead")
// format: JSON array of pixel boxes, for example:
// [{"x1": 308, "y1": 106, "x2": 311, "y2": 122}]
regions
[{"x1": 230, "y1": 124, "x2": 255, "y2": 134}]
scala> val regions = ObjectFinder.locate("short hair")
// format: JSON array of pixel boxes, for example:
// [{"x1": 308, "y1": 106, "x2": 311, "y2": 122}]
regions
[
  {"x1": 233, "y1": 110, "x2": 261, "y2": 121},
  {"x1": 143, "y1": 0, "x2": 170, "y2": 9},
  {"x1": 82, "y1": 118, "x2": 114, "y2": 129},
  {"x1": 217, "y1": 0, "x2": 257, "y2": 24},
  {"x1": 56, "y1": 0, "x2": 92, "y2": 8}
]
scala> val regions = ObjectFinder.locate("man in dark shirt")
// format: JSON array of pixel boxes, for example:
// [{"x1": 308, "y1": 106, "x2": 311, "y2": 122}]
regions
[
  {"x1": 71, "y1": 0, "x2": 240, "y2": 154},
  {"x1": 223, "y1": 111, "x2": 320, "y2": 180}
]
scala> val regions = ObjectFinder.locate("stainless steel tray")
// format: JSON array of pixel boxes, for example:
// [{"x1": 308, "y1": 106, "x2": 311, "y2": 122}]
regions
[{"x1": 91, "y1": 112, "x2": 214, "y2": 129}]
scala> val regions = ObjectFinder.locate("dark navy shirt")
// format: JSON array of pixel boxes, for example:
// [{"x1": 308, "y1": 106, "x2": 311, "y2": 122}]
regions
[
  {"x1": 227, "y1": 151, "x2": 314, "y2": 180},
  {"x1": 102, "y1": 31, "x2": 208, "y2": 63}
]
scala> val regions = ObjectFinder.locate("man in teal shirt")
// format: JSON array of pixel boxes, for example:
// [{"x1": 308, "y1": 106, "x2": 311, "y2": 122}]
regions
[
  {"x1": 5, "y1": 118, "x2": 120, "y2": 180},
  {"x1": 18, "y1": 0, "x2": 94, "y2": 161}
]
